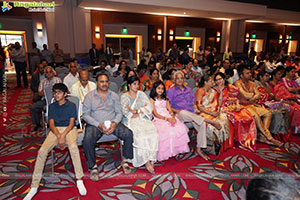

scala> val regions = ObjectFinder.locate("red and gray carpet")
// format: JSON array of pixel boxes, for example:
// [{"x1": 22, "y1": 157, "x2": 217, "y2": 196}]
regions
[{"x1": 0, "y1": 87, "x2": 299, "y2": 200}]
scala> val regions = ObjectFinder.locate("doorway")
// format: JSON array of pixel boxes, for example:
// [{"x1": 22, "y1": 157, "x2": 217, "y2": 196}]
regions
[
  {"x1": 249, "y1": 39, "x2": 264, "y2": 55},
  {"x1": 175, "y1": 36, "x2": 201, "y2": 58},
  {"x1": 288, "y1": 40, "x2": 297, "y2": 55},
  {"x1": 0, "y1": 30, "x2": 28, "y2": 73},
  {"x1": 105, "y1": 34, "x2": 142, "y2": 66}
]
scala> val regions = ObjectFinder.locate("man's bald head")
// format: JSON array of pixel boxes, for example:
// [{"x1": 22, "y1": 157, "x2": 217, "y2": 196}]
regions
[{"x1": 79, "y1": 70, "x2": 89, "y2": 87}]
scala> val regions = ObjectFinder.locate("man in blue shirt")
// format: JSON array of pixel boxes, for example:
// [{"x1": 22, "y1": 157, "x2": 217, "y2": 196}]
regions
[{"x1": 24, "y1": 83, "x2": 86, "y2": 200}]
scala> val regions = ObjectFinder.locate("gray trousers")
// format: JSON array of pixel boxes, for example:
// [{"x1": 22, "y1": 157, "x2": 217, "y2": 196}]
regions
[{"x1": 177, "y1": 110, "x2": 207, "y2": 148}]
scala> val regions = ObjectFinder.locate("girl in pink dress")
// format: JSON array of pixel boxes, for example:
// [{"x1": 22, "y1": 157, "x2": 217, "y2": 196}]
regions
[{"x1": 149, "y1": 81, "x2": 190, "y2": 161}]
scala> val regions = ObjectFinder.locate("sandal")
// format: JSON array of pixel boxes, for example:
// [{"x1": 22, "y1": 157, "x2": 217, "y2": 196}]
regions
[
  {"x1": 195, "y1": 148, "x2": 210, "y2": 161},
  {"x1": 145, "y1": 161, "x2": 155, "y2": 174},
  {"x1": 90, "y1": 167, "x2": 98, "y2": 181},
  {"x1": 121, "y1": 161, "x2": 131, "y2": 174}
]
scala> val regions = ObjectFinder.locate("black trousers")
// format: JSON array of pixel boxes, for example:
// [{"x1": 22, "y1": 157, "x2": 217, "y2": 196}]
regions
[
  {"x1": 14, "y1": 61, "x2": 28, "y2": 87},
  {"x1": 83, "y1": 123, "x2": 133, "y2": 169}
]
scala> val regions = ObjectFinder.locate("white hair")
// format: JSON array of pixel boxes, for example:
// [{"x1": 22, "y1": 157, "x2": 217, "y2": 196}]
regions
[{"x1": 173, "y1": 70, "x2": 184, "y2": 80}]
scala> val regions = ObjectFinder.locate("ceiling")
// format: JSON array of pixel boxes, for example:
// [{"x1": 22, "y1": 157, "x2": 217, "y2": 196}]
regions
[{"x1": 77, "y1": 0, "x2": 300, "y2": 25}]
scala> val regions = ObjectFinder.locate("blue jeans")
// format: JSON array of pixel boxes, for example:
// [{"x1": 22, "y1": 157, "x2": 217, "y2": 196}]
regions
[{"x1": 83, "y1": 123, "x2": 133, "y2": 169}]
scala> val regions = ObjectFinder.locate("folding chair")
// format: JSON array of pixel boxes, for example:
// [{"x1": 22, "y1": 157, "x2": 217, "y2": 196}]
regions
[
  {"x1": 109, "y1": 81, "x2": 119, "y2": 93},
  {"x1": 185, "y1": 78, "x2": 196, "y2": 88},
  {"x1": 110, "y1": 76, "x2": 123, "y2": 90},
  {"x1": 42, "y1": 86, "x2": 53, "y2": 135}
]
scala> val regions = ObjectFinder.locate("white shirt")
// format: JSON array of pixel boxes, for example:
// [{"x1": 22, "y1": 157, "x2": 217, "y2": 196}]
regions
[
  {"x1": 296, "y1": 77, "x2": 300, "y2": 86},
  {"x1": 105, "y1": 64, "x2": 119, "y2": 76},
  {"x1": 191, "y1": 65, "x2": 201, "y2": 73},
  {"x1": 265, "y1": 61, "x2": 276, "y2": 73},
  {"x1": 63, "y1": 72, "x2": 79, "y2": 91},
  {"x1": 232, "y1": 69, "x2": 239, "y2": 83},
  {"x1": 70, "y1": 81, "x2": 96, "y2": 115}
]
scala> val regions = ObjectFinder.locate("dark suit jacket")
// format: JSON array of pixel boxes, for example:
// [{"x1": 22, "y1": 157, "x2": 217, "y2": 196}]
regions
[
  {"x1": 206, "y1": 53, "x2": 215, "y2": 68},
  {"x1": 89, "y1": 48, "x2": 100, "y2": 66},
  {"x1": 31, "y1": 72, "x2": 40, "y2": 93},
  {"x1": 31, "y1": 72, "x2": 42, "y2": 102}
]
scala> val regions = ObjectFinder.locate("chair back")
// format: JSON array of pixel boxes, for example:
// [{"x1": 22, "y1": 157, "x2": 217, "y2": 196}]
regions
[
  {"x1": 66, "y1": 95, "x2": 82, "y2": 128},
  {"x1": 109, "y1": 81, "x2": 119, "y2": 93},
  {"x1": 185, "y1": 78, "x2": 196, "y2": 88},
  {"x1": 110, "y1": 76, "x2": 123, "y2": 90},
  {"x1": 55, "y1": 66, "x2": 69, "y2": 74},
  {"x1": 58, "y1": 72, "x2": 68, "y2": 81},
  {"x1": 44, "y1": 86, "x2": 53, "y2": 115},
  {"x1": 144, "y1": 90, "x2": 151, "y2": 98},
  {"x1": 193, "y1": 87, "x2": 198, "y2": 94}
]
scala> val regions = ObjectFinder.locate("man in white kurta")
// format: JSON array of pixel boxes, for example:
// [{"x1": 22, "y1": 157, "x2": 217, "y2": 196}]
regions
[
  {"x1": 63, "y1": 61, "x2": 79, "y2": 91},
  {"x1": 70, "y1": 70, "x2": 96, "y2": 115}
]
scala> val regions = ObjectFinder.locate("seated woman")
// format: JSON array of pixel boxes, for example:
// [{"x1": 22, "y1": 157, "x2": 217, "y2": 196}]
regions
[
  {"x1": 120, "y1": 76, "x2": 159, "y2": 174},
  {"x1": 164, "y1": 68, "x2": 177, "y2": 91},
  {"x1": 113, "y1": 60, "x2": 129, "y2": 80},
  {"x1": 214, "y1": 72, "x2": 257, "y2": 152},
  {"x1": 274, "y1": 66, "x2": 300, "y2": 134},
  {"x1": 195, "y1": 75, "x2": 230, "y2": 154},
  {"x1": 150, "y1": 81, "x2": 190, "y2": 161},
  {"x1": 254, "y1": 70, "x2": 290, "y2": 136},
  {"x1": 269, "y1": 66, "x2": 284, "y2": 89},
  {"x1": 119, "y1": 69, "x2": 137, "y2": 93},
  {"x1": 143, "y1": 68, "x2": 160, "y2": 91}
]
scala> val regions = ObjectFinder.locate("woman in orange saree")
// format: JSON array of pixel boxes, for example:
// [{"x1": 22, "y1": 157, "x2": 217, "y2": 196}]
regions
[
  {"x1": 195, "y1": 75, "x2": 230, "y2": 154},
  {"x1": 214, "y1": 72, "x2": 257, "y2": 152}
]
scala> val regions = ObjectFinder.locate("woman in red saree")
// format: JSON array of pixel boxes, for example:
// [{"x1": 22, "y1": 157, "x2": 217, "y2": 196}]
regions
[
  {"x1": 214, "y1": 72, "x2": 257, "y2": 152},
  {"x1": 274, "y1": 66, "x2": 300, "y2": 134},
  {"x1": 254, "y1": 70, "x2": 290, "y2": 138}
]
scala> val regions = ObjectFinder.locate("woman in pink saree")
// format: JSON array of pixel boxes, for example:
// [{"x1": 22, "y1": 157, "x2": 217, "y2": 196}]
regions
[
  {"x1": 214, "y1": 72, "x2": 257, "y2": 152},
  {"x1": 274, "y1": 66, "x2": 300, "y2": 134}
]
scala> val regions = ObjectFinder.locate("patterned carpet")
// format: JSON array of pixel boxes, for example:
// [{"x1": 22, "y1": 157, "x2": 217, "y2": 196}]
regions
[{"x1": 0, "y1": 86, "x2": 299, "y2": 200}]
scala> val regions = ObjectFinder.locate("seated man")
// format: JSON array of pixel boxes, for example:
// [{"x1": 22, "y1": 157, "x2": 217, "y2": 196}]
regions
[
  {"x1": 166, "y1": 71, "x2": 221, "y2": 160},
  {"x1": 63, "y1": 61, "x2": 79, "y2": 91},
  {"x1": 70, "y1": 70, "x2": 96, "y2": 115},
  {"x1": 88, "y1": 59, "x2": 108, "y2": 77},
  {"x1": 82, "y1": 72, "x2": 133, "y2": 181},
  {"x1": 24, "y1": 83, "x2": 86, "y2": 200},
  {"x1": 30, "y1": 66, "x2": 61, "y2": 132},
  {"x1": 234, "y1": 65, "x2": 282, "y2": 146},
  {"x1": 105, "y1": 57, "x2": 119, "y2": 76},
  {"x1": 30, "y1": 63, "x2": 46, "y2": 102}
]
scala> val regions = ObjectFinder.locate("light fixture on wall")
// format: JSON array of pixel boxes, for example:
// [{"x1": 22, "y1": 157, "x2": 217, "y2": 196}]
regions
[
  {"x1": 95, "y1": 26, "x2": 100, "y2": 39},
  {"x1": 216, "y1": 31, "x2": 221, "y2": 43},
  {"x1": 169, "y1": 29, "x2": 174, "y2": 41},
  {"x1": 285, "y1": 33, "x2": 292, "y2": 44},
  {"x1": 286, "y1": 35, "x2": 289, "y2": 44},
  {"x1": 279, "y1": 34, "x2": 283, "y2": 44},
  {"x1": 245, "y1": 33, "x2": 250, "y2": 43},
  {"x1": 157, "y1": 28, "x2": 162, "y2": 41},
  {"x1": 36, "y1": 23, "x2": 43, "y2": 37}
]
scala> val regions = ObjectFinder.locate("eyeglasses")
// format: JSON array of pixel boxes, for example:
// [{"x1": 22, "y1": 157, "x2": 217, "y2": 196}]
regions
[{"x1": 45, "y1": 71, "x2": 53, "y2": 74}]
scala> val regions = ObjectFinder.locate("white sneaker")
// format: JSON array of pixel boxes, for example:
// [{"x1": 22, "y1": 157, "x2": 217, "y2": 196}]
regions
[
  {"x1": 76, "y1": 180, "x2": 87, "y2": 196},
  {"x1": 23, "y1": 188, "x2": 38, "y2": 200}
]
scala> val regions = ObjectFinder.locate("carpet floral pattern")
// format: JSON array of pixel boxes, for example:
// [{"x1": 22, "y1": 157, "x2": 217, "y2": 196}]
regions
[{"x1": 0, "y1": 88, "x2": 299, "y2": 200}]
